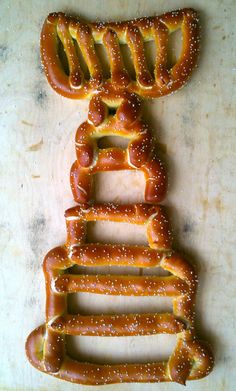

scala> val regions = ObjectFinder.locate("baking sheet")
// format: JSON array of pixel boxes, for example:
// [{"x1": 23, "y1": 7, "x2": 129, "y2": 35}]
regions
[{"x1": 0, "y1": 0, "x2": 236, "y2": 390}]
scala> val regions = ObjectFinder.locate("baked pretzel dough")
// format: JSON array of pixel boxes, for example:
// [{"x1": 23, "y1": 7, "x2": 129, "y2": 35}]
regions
[
  {"x1": 26, "y1": 7, "x2": 214, "y2": 386},
  {"x1": 26, "y1": 203, "x2": 213, "y2": 385},
  {"x1": 40, "y1": 8, "x2": 200, "y2": 99},
  {"x1": 71, "y1": 92, "x2": 167, "y2": 203}
]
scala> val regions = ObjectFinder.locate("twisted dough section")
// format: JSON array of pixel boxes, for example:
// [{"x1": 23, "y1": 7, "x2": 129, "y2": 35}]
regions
[
  {"x1": 40, "y1": 8, "x2": 200, "y2": 99},
  {"x1": 70, "y1": 92, "x2": 167, "y2": 203}
]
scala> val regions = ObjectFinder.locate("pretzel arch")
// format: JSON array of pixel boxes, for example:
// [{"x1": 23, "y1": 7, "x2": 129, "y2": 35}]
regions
[{"x1": 41, "y1": 8, "x2": 200, "y2": 99}]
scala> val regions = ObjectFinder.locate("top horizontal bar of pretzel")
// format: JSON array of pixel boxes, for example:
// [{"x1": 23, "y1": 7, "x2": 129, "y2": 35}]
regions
[{"x1": 41, "y1": 8, "x2": 200, "y2": 99}]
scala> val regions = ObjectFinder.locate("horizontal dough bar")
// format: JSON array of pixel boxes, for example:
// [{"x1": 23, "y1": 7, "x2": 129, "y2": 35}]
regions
[
  {"x1": 55, "y1": 274, "x2": 188, "y2": 296},
  {"x1": 49, "y1": 312, "x2": 185, "y2": 336}
]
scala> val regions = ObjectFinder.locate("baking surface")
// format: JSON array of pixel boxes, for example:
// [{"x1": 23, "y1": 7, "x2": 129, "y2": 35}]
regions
[{"x1": 0, "y1": 0, "x2": 235, "y2": 390}]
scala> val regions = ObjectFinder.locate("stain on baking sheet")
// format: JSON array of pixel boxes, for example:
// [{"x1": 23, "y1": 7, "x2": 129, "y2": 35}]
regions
[
  {"x1": 21, "y1": 119, "x2": 34, "y2": 127},
  {"x1": 182, "y1": 221, "x2": 195, "y2": 234},
  {"x1": 200, "y1": 196, "x2": 225, "y2": 219},
  {"x1": 183, "y1": 133, "x2": 194, "y2": 149},
  {"x1": 212, "y1": 25, "x2": 221, "y2": 30},
  {"x1": 0, "y1": 45, "x2": 9, "y2": 63},
  {"x1": 182, "y1": 113, "x2": 193, "y2": 126},
  {"x1": 36, "y1": 89, "x2": 48, "y2": 107},
  {"x1": 27, "y1": 137, "x2": 43, "y2": 152},
  {"x1": 214, "y1": 197, "x2": 225, "y2": 213},
  {"x1": 33, "y1": 81, "x2": 48, "y2": 107},
  {"x1": 28, "y1": 214, "x2": 46, "y2": 264},
  {"x1": 24, "y1": 294, "x2": 42, "y2": 314}
]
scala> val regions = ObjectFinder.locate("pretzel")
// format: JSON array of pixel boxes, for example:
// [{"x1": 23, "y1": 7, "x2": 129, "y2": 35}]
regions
[
  {"x1": 40, "y1": 8, "x2": 200, "y2": 99},
  {"x1": 26, "y1": 7, "x2": 214, "y2": 386},
  {"x1": 70, "y1": 91, "x2": 167, "y2": 204},
  {"x1": 26, "y1": 203, "x2": 213, "y2": 385}
]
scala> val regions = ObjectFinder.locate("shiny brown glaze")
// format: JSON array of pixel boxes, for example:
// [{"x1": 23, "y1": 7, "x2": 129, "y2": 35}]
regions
[
  {"x1": 40, "y1": 8, "x2": 200, "y2": 99},
  {"x1": 26, "y1": 7, "x2": 214, "y2": 386}
]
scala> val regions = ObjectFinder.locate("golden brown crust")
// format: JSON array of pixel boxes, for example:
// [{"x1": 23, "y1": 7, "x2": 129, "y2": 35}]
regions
[
  {"x1": 40, "y1": 8, "x2": 200, "y2": 99},
  {"x1": 25, "y1": 7, "x2": 214, "y2": 386},
  {"x1": 65, "y1": 202, "x2": 172, "y2": 251},
  {"x1": 50, "y1": 313, "x2": 186, "y2": 336},
  {"x1": 26, "y1": 202, "x2": 213, "y2": 384},
  {"x1": 71, "y1": 92, "x2": 167, "y2": 204},
  {"x1": 25, "y1": 96, "x2": 214, "y2": 385},
  {"x1": 54, "y1": 274, "x2": 189, "y2": 296},
  {"x1": 26, "y1": 247, "x2": 214, "y2": 384}
]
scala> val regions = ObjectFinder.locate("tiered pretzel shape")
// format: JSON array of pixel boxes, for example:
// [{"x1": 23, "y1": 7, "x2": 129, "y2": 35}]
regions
[
  {"x1": 26, "y1": 7, "x2": 214, "y2": 386},
  {"x1": 26, "y1": 203, "x2": 213, "y2": 385},
  {"x1": 41, "y1": 8, "x2": 200, "y2": 99}
]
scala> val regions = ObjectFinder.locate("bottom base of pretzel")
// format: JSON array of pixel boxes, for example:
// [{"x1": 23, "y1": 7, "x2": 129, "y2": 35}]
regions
[{"x1": 26, "y1": 324, "x2": 213, "y2": 385}]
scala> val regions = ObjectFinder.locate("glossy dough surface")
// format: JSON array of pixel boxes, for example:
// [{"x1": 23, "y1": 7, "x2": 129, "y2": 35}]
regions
[
  {"x1": 40, "y1": 8, "x2": 200, "y2": 99},
  {"x1": 26, "y1": 7, "x2": 214, "y2": 386}
]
